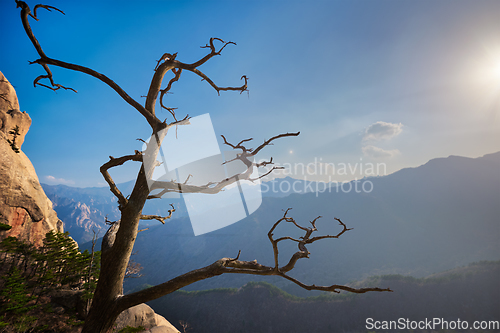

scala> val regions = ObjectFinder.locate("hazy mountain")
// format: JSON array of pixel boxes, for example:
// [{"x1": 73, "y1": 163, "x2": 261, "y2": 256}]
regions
[
  {"x1": 42, "y1": 177, "x2": 322, "y2": 244},
  {"x1": 42, "y1": 181, "x2": 186, "y2": 244},
  {"x1": 147, "y1": 260, "x2": 500, "y2": 333},
  {"x1": 42, "y1": 183, "x2": 122, "y2": 244},
  {"x1": 49, "y1": 152, "x2": 500, "y2": 297},
  {"x1": 119, "y1": 151, "x2": 500, "y2": 296}
]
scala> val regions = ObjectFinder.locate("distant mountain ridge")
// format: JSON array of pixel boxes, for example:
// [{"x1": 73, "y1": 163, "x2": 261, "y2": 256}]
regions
[
  {"x1": 147, "y1": 260, "x2": 500, "y2": 333},
  {"x1": 121, "y1": 151, "x2": 500, "y2": 295},
  {"x1": 44, "y1": 152, "x2": 500, "y2": 298},
  {"x1": 41, "y1": 183, "x2": 121, "y2": 244},
  {"x1": 42, "y1": 174, "x2": 335, "y2": 244}
]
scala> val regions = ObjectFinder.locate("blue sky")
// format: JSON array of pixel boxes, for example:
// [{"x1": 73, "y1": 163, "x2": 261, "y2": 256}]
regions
[{"x1": 1, "y1": 0, "x2": 500, "y2": 187}]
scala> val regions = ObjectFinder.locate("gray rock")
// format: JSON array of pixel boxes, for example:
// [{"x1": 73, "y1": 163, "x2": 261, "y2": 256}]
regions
[{"x1": 114, "y1": 303, "x2": 179, "y2": 333}]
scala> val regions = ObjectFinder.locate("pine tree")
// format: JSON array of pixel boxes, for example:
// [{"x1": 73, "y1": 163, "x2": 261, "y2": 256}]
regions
[
  {"x1": 0, "y1": 222, "x2": 12, "y2": 231},
  {"x1": 0, "y1": 231, "x2": 102, "y2": 329},
  {"x1": 0, "y1": 266, "x2": 36, "y2": 314}
]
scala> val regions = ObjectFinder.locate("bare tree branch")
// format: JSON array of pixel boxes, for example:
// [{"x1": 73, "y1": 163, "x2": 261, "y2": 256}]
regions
[
  {"x1": 100, "y1": 150, "x2": 143, "y2": 210},
  {"x1": 279, "y1": 273, "x2": 393, "y2": 294},
  {"x1": 148, "y1": 132, "x2": 300, "y2": 197},
  {"x1": 15, "y1": 3, "x2": 389, "y2": 331},
  {"x1": 124, "y1": 260, "x2": 143, "y2": 279},
  {"x1": 191, "y1": 38, "x2": 236, "y2": 69},
  {"x1": 117, "y1": 210, "x2": 391, "y2": 311},
  {"x1": 30, "y1": 4, "x2": 64, "y2": 20},
  {"x1": 146, "y1": 38, "x2": 246, "y2": 116},
  {"x1": 188, "y1": 70, "x2": 248, "y2": 96},
  {"x1": 16, "y1": 0, "x2": 159, "y2": 127},
  {"x1": 140, "y1": 204, "x2": 175, "y2": 224},
  {"x1": 155, "y1": 52, "x2": 177, "y2": 71},
  {"x1": 159, "y1": 68, "x2": 182, "y2": 120},
  {"x1": 125, "y1": 251, "x2": 143, "y2": 279}
]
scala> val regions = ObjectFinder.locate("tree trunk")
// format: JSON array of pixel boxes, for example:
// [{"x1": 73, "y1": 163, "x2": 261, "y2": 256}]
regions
[
  {"x1": 82, "y1": 169, "x2": 150, "y2": 333},
  {"x1": 15, "y1": 4, "x2": 392, "y2": 331}
]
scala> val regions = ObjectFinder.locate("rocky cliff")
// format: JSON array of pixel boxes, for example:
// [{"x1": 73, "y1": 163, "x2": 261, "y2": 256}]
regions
[{"x1": 0, "y1": 71, "x2": 63, "y2": 247}]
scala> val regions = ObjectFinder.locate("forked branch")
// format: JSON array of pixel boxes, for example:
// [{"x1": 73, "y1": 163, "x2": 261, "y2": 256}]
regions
[
  {"x1": 100, "y1": 151, "x2": 143, "y2": 210},
  {"x1": 118, "y1": 210, "x2": 391, "y2": 310},
  {"x1": 140, "y1": 204, "x2": 175, "y2": 224},
  {"x1": 16, "y1": 0, "x2": 159, "y2": 127},
  {"x1": 146, "y1": 37, "x2": 248, "y2": 117},
  {"x1": 149, "y1": 131, "x2": 300, "y2": 196}
]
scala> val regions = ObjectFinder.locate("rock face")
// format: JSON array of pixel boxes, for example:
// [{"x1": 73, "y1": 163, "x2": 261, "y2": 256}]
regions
[
  {"x1": 0, "y1": 71, "x2": 63, "y2": 247},
  {"x1": 0, "y1": 72, "x2": 31, "y2": 149},
  {"x1": 113, "y1": 303, "x2": 180, "y2": 333}
]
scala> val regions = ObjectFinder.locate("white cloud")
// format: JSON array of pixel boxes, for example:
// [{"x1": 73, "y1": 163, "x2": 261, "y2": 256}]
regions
[
  {"x1": 362, "y1": 145, "x2": 400, "y2": 159},
  {"x1": 44, "y1": 175, "x2": 75, "y2": 185},
  {"x1": 363, "y1": 121, "x2": 403, "y2": 141}
]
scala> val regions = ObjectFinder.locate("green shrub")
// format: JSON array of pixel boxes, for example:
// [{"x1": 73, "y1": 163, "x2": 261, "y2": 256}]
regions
[{"x1": 117, "y1": 326, "x2": 146, "y2": 333}]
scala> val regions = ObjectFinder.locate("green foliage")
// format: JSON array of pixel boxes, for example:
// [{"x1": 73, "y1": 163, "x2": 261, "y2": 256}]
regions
[
  {"x1": 242, "y1": 281, "x2": 302, "y2": 300},
  {"x1": 37, "y1": 230, "x2": 101, "y2": 299},
  {"x1": 7, "y1": 125, "x2": 21, "y2": 153},
  {"x1": 12, "y1": 315, "x2": 38, "y2": 332},
  {"x1": 172, "y1": 281, "x2": 355, "y2": 303},
  {"x1": 0, "y1": 222, "x2": 12, "y2": 231},
  {"x1": 36, "y1": 324, "x2": 50, "y2": 331},
  {"x1": 43, "y1": 303, "x2": 54, "y2": 313},
  {"x1": 0, "y1": 266, "x2": 39, "y2": 333},
  {"x1": 68, "y1": 315, "x2": 84, "y2": 326},
  {"x1": 117, "y1": 326, "x2": 146, "y2": 333},
  {"x1": 127, "y1": 283, "x2": 153, "y2": 294},
  {"x1": 0, "y1": 266, "x2": 36, "y2": 314},
  {"x1": 0, "y1": 231, "x2": 101, "y2": 330}
]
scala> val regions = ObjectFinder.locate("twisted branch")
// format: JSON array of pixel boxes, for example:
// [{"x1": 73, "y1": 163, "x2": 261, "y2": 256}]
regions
[
  {"x1": 148, "y1": 38, "x2": 247, "y2": 117},
  {"x1": 159, "y1": 68, "x2": 182, "y2": 120},
  {"x1": 140, "y1": 204, "x2": 175, "y2": 224},
  {"x1": 17, "y1": 1, "x2": 159, "y2": 127},
  {"x1": 100, "y1": 151, "x2": 143, "y2": 210},
  {"x1": 148, "y1": 132, "x2": 300, "y2": 197},
  {"x1": 118, "y1": 210, "x2": 391, "y2": 310}
]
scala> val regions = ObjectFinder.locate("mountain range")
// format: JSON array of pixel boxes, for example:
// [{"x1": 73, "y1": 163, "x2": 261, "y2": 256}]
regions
[
  {"x1": 147, "y1": 260, "x2": 500, "y2": 333},
  {"x1": 42, "y1": 151, "x2": 500, "y2": 297}
]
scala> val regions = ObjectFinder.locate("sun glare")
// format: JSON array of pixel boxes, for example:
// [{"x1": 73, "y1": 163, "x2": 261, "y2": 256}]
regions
[{"x1": 494, "y1": 61, "x2": 500, "y2": 81}]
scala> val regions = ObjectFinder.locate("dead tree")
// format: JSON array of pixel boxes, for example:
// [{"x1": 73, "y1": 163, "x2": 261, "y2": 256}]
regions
[{"x1": 15, "y1": 2, "x2": 392, "y2": 332}]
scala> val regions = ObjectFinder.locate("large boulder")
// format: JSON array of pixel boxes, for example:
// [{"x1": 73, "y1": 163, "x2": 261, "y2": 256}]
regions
[
  {"x1": 0, "y1": 71, "x2": 63, "y2": 247},
  {"x1": 114, "y1": 303, "x2": 180, "y2": 333}
]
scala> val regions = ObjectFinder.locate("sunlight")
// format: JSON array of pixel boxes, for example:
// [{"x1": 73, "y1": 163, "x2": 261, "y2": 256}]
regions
[
  {"x1": 480, "y1": 56, "x2": 500, "y2": 88},
  {"x1": 484, "y1": 50, "x2": 500, "y2": 89},
  {"x1": 466, "y1": 48, "x2": 500, "y2": 96},
  {"x1": 494, "y1": 60, "x2": 500, "y2": 81},
  {"x1": 458, "y1": 46, "x2": 500, "y2": 123},
  {"x1": 469, "y1": 45, "x2": 500, "y2": 89}
]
